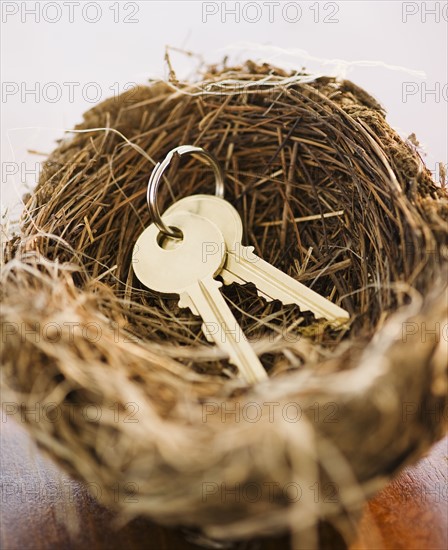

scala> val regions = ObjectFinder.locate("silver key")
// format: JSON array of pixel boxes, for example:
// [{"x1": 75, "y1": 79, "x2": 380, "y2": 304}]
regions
[
  {"x1": 165, "y1": 195, "x2": 350, "y2": 323},
  {"x1": 132, "y1": 211, "x2": 268, "y2": 384}
]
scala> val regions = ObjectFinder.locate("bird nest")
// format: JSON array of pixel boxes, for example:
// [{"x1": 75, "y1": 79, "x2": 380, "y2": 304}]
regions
[{"x1": 1, "y1": 62, "x2": 447, "y2": 546}]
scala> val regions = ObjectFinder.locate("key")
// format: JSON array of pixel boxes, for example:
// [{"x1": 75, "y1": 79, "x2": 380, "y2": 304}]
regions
[
  {"x1": 132, "y1": 211, "x2": 268, "y2": 384},
  {"x1": 165, "y1": 195, "x2": 350, "y2": 323}
]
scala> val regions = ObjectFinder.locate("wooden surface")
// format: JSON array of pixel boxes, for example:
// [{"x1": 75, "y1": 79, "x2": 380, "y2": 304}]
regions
[{"x1": 1, "y1": 420, "x2": 446, "y2": 550}]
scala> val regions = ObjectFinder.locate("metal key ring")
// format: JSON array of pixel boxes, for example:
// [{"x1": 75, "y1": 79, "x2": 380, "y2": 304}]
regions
[{"x1": 147, "y1": 145, "x2": 225, "y2": 239}]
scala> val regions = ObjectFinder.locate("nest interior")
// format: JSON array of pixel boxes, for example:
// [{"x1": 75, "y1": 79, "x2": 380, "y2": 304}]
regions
[{"x1": 1, "y1": 62, "x2": 447, "y2": 543}]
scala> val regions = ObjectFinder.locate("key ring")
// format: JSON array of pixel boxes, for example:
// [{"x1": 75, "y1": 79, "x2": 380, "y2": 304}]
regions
[{"x1": 147, "y1": 145, "x2": 225, "y2": 239}]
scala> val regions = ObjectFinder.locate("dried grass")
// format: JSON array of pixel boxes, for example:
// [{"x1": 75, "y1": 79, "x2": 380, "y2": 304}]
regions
[{"x1": 1, "y1": 62, "x2": 447, "y2": 546}]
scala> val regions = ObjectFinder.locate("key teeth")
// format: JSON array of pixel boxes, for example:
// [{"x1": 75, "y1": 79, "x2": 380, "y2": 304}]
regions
[
  {"x1": 256, "y1": 289, "x2": 274, "y2": 303},
  {"x1": 246, "y1": 246, "x2": 257, "y2": 261},
  {"x1": 178, "y1": 278, "x2": 223, "y2": 316},
  {"x1": 220, "y1": 272, "x2": 236, "y2": 286},
  {"x1": 221, "y1": 271, "x2": 275, "y2": 303},
  {"x1": 214, "y1": 278, "x2": 223, "y2": 290},
  {"x1": 178, "y1": 296, "x2": 198, "y2": 316}
]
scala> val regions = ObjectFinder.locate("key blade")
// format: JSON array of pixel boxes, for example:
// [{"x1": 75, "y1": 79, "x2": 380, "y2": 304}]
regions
[
  {"x1": 224, "y1": 251, "x2": 350, "y2": 322},
  {"x1": 220, "y1": 272, "x2": 276, "y2": 303},
  {"x1": 185, "y1": 278, "x2": 268, "y2": 384},
  {"x1": 178, "y1": 292, "x2": 214, "y2": 343}
]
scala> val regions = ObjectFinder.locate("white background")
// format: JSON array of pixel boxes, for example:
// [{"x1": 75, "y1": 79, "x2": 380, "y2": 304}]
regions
[{"x1": 1, "y1": 1, "x2": 447, "y2": 218}]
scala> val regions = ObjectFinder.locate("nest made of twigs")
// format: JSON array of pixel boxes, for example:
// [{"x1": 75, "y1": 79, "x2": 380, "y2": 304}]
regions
[{"x1": 1, "y1": 62, "x2": 447, "y2": 546}]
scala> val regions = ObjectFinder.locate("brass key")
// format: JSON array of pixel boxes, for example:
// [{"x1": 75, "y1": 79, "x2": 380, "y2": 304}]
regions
[
  {"x1": 165, "y1": 195, "x2": 349, "y2": 323},
  {"x1": 133, "y1": 211, "x2": 268, "y2": 384}
]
